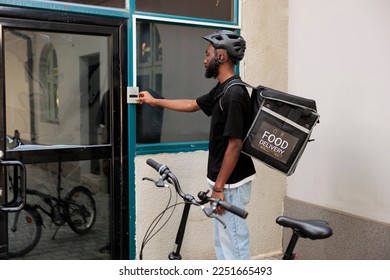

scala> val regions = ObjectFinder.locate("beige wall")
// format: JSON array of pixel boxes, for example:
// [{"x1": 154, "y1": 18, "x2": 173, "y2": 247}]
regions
[{"x1": 135, "y1": 0, "x2": 289, "y2": 260}]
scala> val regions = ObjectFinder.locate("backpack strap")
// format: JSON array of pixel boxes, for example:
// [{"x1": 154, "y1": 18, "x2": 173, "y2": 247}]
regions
[
  {"x1": 219, "y1": 79, "x2": 255, "y2": 111},
  {"x1": 224, "y1": 80, "x2": 318, "y2": 113}
]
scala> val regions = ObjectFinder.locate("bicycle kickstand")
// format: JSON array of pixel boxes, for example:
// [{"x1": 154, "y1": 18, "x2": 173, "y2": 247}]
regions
[{"x1": 52, "y1": 226, "x2": 60, "y2": 240}]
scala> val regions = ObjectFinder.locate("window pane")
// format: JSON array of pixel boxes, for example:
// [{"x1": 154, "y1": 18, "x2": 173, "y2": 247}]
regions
[
  {"x1": 4, "y1": 29, "x2": 111, "y2": 146},
  {"x1": 136, "y1": 0, "x2": 234, "y2": 22},
  {"x1": 136, "y1": 23, "x2": 217, "y2": 143},
  {"x1": 47, "y1": 0, "x2": 126, "y2": 9},
  {"x1": 40, "y1": 43, "x2": 59, "y2": 123}
]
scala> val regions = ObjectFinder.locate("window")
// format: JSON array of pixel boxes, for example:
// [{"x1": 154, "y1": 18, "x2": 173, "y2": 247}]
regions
[
  {"x1": 136, "y1": 0, "x2": 235, "y2": 22},
  {"x1": 136, "y1": 22, "x2": 217, "y2": 144},
  {"x1": 40, "y1": 43, "x2": 59, "y2": 123},
  {"x1": 134, "y1": 1, "x2": 240, "y2": 151},
  {"x1": 47, "y1": 0, "x2": 126, "y2": 9}
]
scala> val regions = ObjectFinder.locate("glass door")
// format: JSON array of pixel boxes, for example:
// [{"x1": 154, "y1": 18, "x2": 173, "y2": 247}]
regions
[{"x1": 0, "y1": 11, "x2": 128, "y2": 259}]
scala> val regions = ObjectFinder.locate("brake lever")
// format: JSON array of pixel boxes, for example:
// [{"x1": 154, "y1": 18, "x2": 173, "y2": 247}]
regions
[
  {"x1": 142, "y1": 177, "x2": 167, "y2": 188},
  {"x1": 201, "y1": 201, "x2": 226, "y2": 229}
]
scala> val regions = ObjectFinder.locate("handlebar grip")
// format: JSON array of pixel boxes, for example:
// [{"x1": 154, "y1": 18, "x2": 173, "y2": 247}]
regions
[
  {"x1": 219, "y1": 200, "x2": 248, "y2": 219},
  {"x1": 146, "y1": 158, "x2": 163, "y2": 173}
]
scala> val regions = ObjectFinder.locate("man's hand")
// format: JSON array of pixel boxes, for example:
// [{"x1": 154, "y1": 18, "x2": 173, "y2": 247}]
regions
[
  {"x1": 211, "y1": 189, "x2": 225, "y2": 215},
  {"x1": 137, "y1": 91, "x2": 154, "y2": 105}
]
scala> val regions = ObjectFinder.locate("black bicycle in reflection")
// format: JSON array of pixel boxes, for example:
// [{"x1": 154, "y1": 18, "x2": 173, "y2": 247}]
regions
[{"x1": 7, "y1": 161, "x2": 96, "y2": 258}]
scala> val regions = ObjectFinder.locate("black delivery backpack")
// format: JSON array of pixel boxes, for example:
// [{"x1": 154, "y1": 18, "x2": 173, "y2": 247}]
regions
[{"x1": 222, "y1": 80, "x2": 320, "y2": 176}]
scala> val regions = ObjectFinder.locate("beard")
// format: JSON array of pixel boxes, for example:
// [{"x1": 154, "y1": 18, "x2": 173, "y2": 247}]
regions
[{"x1": 204, "y1": 59, "x2": 218, "y2": 79}]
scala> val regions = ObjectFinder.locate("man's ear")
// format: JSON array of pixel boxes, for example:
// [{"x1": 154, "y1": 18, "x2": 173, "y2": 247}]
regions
[{"x1": 216, "y1": 49, "x2": 228, "y2": 63}]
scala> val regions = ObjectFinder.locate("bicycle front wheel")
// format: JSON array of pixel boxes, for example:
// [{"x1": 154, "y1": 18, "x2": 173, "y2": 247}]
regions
[
  {"x1": 65, "y1": 185, "x2": 96, "y2": 234},
  {"x1": 8, "y1": 204, "x2": 42, "y2": 258}
]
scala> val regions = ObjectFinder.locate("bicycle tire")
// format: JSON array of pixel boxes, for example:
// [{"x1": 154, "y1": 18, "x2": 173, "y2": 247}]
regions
[
  {"x1": 65, "y1": 185, "x2": 96, "y2": 234},
  {"x1": 8, "y1": 204, "x2": 42, "y2": 258}
]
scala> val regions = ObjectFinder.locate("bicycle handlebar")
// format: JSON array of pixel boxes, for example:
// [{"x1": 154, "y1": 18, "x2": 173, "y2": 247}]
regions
[
  {"x1": 146, "y1": 158, "x2": 164, "y2": 173},
  {"x1": 219, "y1": 200, "x2": 248, "y2": 219},
  {"x1": 145, "y1": 158, "x2": 248, "y2": 220}
]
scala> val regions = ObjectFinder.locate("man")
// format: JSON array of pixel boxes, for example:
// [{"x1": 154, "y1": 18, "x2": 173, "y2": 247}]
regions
[{"x1": 137, "y1": 30, "x2": 256, "y2": 260}]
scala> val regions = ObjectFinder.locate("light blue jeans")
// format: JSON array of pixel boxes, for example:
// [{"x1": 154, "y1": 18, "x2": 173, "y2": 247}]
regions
[{"x1": 213, "y1": 182, "x2": 252, "y2": 260}]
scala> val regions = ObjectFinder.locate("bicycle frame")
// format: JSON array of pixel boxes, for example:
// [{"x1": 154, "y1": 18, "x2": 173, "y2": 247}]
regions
[
  {"x1": 168, "y1": 201, "x2": 191, "y2": 260},
  {"x1": 27, "y1": 189, "x2": 65, "y2": 220}
]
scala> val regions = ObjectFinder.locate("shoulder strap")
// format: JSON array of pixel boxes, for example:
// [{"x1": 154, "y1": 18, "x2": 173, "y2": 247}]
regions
[
  {"x1": 221, "y1": 80, "x2": 318, "y2": 114},
  {"x1": 223, "y1": 79, "x2": 256, "y2": 92},
  {"x1": 219, "y1": 79, "x2": 255, "y2": 111}
]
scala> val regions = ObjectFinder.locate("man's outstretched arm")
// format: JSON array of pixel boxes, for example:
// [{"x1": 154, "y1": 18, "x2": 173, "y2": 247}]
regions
[{"x1": 138, "y1": 91, "x2": 200, "y2": 112}]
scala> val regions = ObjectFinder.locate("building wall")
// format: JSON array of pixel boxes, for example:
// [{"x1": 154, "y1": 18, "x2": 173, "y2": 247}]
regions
[
  {"x1": 288, "y1": 0, "x2": 390, "y2": 224},
  {"x1": 284, "y1": 197, "x2": 390, "y2": 260},
  {"x1": 135, "y1": 0, "x2": 289, "y2": 260},
  {"x1": 286, "y1": 0, "x2": 390, "y2": 259}
]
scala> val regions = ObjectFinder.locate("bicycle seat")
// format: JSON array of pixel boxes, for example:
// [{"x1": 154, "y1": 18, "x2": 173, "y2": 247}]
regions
[{"x1": 276, "y1": 216, "x2": 333, "y2": 240}]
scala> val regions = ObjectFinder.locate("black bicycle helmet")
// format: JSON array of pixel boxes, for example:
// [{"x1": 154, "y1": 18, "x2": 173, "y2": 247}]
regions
[{"x1": 202, "y1": 30, "x2": 246, "y2": 63}]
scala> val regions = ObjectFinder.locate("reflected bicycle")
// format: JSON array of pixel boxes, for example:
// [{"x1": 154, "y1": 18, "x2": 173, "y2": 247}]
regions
[{"x1": 7, "y1": 162, "x2": 96, "y2": 258}]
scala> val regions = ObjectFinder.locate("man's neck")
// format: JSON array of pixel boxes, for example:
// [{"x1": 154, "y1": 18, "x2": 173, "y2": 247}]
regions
[{"x1": 217, "y1": 69, "x2": 236, "y2": 84}]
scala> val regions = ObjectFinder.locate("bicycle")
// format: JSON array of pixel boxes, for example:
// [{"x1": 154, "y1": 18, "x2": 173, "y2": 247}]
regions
[
  {"x1": 140, "y1": 158, "x2": 248, "y2": 260},
  {"x1": 140, "y1": 159, "x2": 332, "y2": 260},
  {"x1": 7, "y1": 160, "x2": 97, "y2": 258}
]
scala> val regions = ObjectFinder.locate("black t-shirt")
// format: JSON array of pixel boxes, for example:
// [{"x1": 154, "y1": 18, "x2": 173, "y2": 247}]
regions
[{"x1": 196, "y1": 75, "x2": 256, "y2": 184}]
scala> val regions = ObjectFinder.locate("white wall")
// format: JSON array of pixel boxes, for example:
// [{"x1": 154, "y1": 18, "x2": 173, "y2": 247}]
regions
[{"x1": 288, "y1": 0, "x2": 390, "y2": 223}]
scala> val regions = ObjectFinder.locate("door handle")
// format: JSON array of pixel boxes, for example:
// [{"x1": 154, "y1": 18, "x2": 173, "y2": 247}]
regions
[{"x1": 0, "y1": 160, "x2": 26, "y2": 212}]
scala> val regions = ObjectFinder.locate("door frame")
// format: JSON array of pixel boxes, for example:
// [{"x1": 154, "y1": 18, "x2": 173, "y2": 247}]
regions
[{"x1": 0, "y1": 7, "x2": 129, "y2": 259}]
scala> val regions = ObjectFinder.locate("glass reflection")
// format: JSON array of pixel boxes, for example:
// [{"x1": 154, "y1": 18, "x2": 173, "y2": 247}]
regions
[
  {"x1": 4, "y1": 29, "x2": 112, "y2": 260},
  {"x1": 6, "y1": 160, "x2": 110, "y2": 259},
  {"x1": 4, "y1": 30, "x2": 111, "y2": 147},
  {"x1": 136, "y1": 22, "x2": 215, "y2": 143},
  {"x1": 48, "y1": 0, "x2": 126, "y2": 9},
  {"x1": 136, "y1": 0, "x2": 234, "y2": 22}
]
